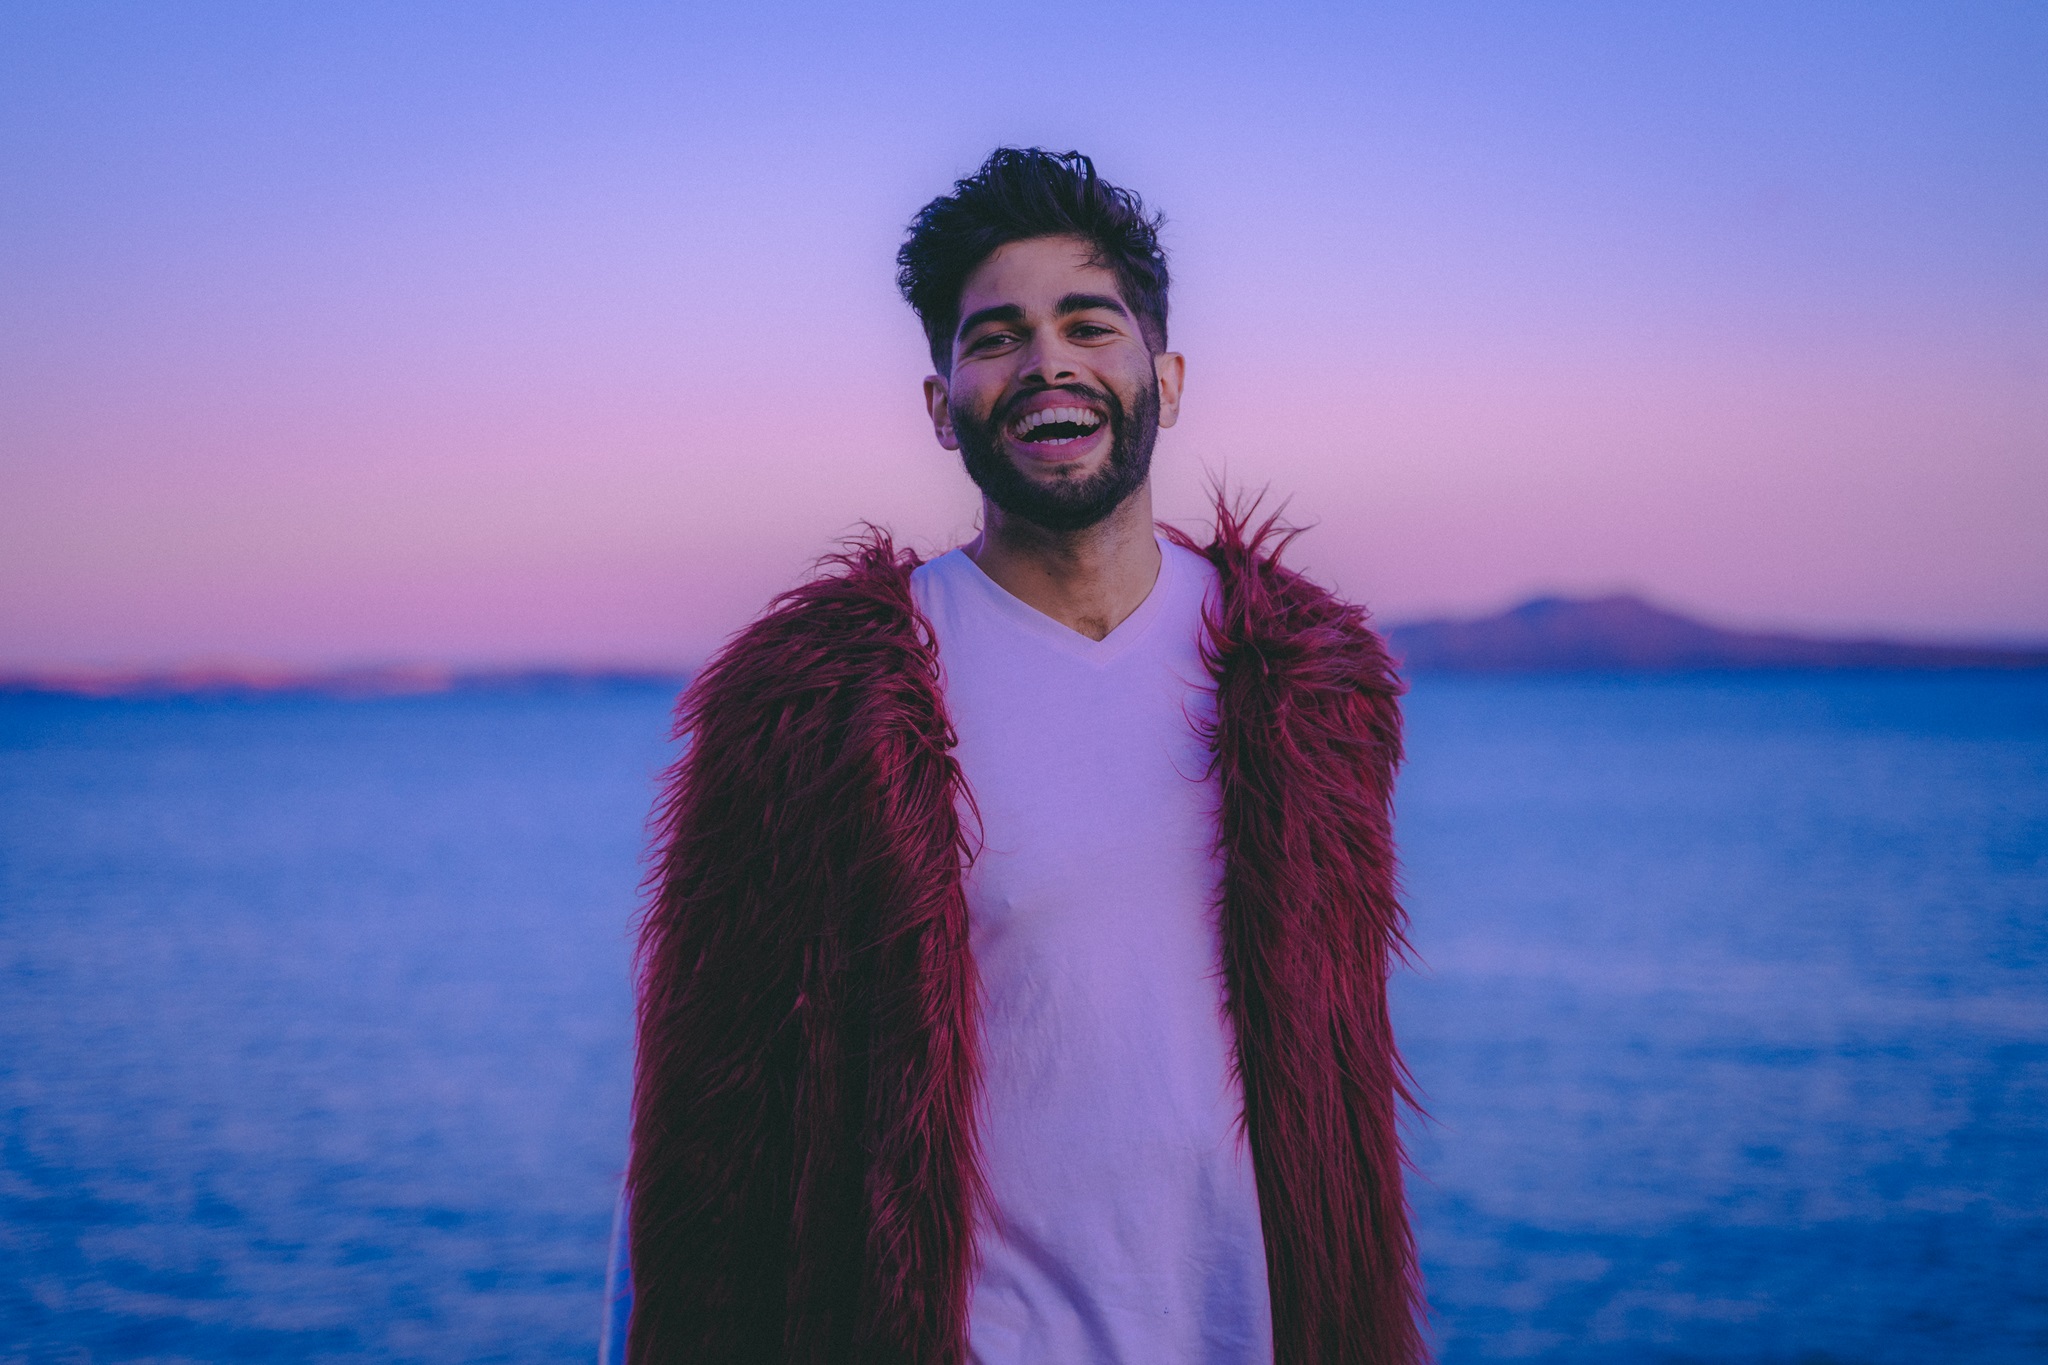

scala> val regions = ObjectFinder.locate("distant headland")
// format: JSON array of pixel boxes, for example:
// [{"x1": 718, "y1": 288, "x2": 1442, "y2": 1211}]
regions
[
  {"x1": 6, "y1": 596, "x2": 2046, "y2": 697},
  {"x1": 1387, "y1": 595, "x2": 2048, "y2": 674}
]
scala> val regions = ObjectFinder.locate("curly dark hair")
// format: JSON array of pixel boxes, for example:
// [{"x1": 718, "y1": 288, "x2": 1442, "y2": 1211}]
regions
[{"x1": 896, "y1": 147, "x2": 1170, "y2": 374}]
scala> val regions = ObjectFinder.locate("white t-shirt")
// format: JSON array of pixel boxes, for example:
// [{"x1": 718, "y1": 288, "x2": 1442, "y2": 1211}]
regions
[{"x1": 910, "y1": 537, "x2": 1274, "y2": 1365}]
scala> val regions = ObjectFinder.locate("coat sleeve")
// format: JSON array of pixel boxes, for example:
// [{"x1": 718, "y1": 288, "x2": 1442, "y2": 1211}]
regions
[
  {"x1": 624, "y1": 542, "x2": 985, "y2": 1365},
  {"x1": 1193, "y1": 505, "x2": 1429, "y2": 1365}
]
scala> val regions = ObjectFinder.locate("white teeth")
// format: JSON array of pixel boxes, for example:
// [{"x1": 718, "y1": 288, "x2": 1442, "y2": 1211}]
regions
[{"x1": 1010, "y1": 405, "x2": 1104, "y2": 439}]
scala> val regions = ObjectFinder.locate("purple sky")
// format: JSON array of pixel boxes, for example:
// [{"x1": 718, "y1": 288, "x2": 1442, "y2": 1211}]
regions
[{"x1": 4, "y1": 1, "x2": 2043, "y2": 667}]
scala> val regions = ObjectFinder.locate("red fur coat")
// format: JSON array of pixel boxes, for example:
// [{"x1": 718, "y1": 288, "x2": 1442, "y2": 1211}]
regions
[{"x1": 628, "y1": 503, "x2": 1425, "y2": 1364}]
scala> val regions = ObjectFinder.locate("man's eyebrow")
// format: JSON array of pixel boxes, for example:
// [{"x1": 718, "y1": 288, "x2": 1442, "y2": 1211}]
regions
[
  {"x1": 956, "y1": 303, "x2": 1025, "y2": 338},
  {"x1": 956, "y1": 294, "x2": 1133, "y2": 341},
  {"x1": 1057, "y1": 292, "x2": 1132, "y2": 320}
]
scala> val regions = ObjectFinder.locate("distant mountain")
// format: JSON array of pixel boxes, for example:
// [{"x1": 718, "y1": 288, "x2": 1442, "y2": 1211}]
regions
[
  {"x1": 10, "y1": 597, "x2": 2046, "y2": 694},
  {"x1": 1386, "y1": 595, "x2": 2048, "y2": 674}
]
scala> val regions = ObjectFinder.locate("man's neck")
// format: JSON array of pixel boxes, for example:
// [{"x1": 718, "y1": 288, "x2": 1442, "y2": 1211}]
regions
[{"x1": 965, "y1": 485, "x2": 1162, "y2": 641}]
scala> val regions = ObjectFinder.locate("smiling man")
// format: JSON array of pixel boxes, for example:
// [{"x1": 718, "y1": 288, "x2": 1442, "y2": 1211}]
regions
[
  {"x1": 618, "y1": 149, "x2": 1424, "y2": 1365},
  {"x1": 916, "y1": 229, "x2": 1179, "y2": 644}
]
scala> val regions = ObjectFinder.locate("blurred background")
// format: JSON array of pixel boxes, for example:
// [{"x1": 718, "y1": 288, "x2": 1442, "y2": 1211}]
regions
[{"x1": 3, "y1": 2, "x2": 2043, "y2": 1361}]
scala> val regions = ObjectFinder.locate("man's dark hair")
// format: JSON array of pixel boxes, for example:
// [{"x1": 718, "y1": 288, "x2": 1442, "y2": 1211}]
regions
[{"x1": 897, "y1": 148, "x2": 1169, "y2": 374}]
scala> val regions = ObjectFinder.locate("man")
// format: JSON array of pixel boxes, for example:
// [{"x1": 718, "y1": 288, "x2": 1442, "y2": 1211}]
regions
[{"x1": 618, "y1": 148, "x2": 1423, "y2": 1364}]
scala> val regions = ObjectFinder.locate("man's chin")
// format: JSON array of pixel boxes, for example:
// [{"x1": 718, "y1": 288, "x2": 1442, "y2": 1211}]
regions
[
  {"x1": 1003, "y1": 445, "x2": 1112, "y2": 485},
  {"x1": 955, "y1": 408, "x2": 1151, "y2": 533},
  {"x1": 987, "y1": 473, "x2": 1142, "y2": 534}
]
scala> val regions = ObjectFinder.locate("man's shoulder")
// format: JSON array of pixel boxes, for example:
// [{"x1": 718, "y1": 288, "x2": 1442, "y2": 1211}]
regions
[
  {"x1": 757, "y1": 533, "x2": 924, "y2": 633},
  {"x1": 1174, "y1": 506, "x2": 1403, "y2": 700},
  {"x1": 686, "y1": 532, "x2": 933, "y2": 716},
  {"x1": 1162, "y1": 535, "x2": 1220, "y2": 579},
  {"x1": 905, "y1": 544, "x2": 968, "y2": 600}
]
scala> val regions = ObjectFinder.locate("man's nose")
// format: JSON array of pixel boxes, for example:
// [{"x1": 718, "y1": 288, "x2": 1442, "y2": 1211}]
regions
[{"x1": 1018, "y1": 330, "x2": 1077, "y2": 384}]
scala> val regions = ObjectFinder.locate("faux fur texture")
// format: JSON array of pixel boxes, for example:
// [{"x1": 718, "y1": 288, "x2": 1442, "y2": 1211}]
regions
[
  {"x1": 629, "y1": 502, "x2": 1424, "y2": 1364},
  {"x1": 628, "y1": 534, "x2": 983, "y2": 1364},
  {"x1": 1170, "y1": 502, "x2": 1424, "y2": 1364}
]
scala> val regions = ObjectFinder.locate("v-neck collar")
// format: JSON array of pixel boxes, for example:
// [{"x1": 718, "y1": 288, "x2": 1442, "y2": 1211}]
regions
[{"x1": 949, "y1": 534, "x2": 1177, "y2": 667}]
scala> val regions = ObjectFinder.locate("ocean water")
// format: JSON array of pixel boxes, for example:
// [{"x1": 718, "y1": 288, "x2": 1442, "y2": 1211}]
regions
[{"x1": 1, "y1": 674, "x2": 2043, "y2": 1363}]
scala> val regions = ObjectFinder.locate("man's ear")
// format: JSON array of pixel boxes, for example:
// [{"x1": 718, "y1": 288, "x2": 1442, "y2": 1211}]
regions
[
  {"x1": 1154, "y1": 351, "x2": 1186, "y2": 429},
  {"x1": 923, "y1": 374, "x2": 959, "y2": 450}
]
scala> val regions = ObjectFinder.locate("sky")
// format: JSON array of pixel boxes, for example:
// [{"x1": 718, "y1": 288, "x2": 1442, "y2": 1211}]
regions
[{"x1": 3, "y1": 0, "x2": 2044, "y2": 668}]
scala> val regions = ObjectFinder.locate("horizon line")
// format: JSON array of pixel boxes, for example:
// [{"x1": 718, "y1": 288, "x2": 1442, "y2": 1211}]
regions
[{"x1": 7, "y1": 593, "x2": 2048, "y2": 697}]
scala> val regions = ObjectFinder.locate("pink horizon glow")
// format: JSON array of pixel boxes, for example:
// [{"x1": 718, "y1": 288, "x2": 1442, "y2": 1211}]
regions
[{"x1": 4, "y1": 4, "x2": 2043, "y2": 669}]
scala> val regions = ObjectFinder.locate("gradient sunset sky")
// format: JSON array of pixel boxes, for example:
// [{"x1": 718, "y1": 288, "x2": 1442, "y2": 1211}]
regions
[{"x1": 4, "y1": 1, "x2": 2043, "y2": 667}]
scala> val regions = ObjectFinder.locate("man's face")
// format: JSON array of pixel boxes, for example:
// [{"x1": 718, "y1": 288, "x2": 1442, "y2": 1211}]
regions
[{"x1": 923, "y1": 236, "x2": 1183, "y2": 533}]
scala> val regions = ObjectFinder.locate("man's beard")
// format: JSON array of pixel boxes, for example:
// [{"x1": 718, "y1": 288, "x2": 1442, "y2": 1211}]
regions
[{"x1": 951, "y1": 378, "x2": 1158, "y2": 534}]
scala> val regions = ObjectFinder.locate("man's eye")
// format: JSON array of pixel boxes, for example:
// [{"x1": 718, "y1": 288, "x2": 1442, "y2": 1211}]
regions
[
  {"x1": 1070, "y1": 323, "x2": 1112, "y2": 338},
  {"x1": 969, "y1": 332, "x2": 1015, "y2": 351}
]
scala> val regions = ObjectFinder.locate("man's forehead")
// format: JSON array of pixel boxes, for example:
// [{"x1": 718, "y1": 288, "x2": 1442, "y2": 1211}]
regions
[{"x1": 958, "y1": 235, "x2": 1126, "y2": 313}]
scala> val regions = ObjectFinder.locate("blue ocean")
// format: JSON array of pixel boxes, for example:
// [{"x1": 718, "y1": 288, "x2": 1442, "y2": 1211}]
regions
[{"x1": 3, "y1": 675, "x2": 2043, "y2": 1362}]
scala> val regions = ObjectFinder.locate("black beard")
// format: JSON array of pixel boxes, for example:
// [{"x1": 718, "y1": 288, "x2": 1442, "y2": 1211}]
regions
[{"x1": 951, "y1": 378, "x2": 1158, "y2": 534}]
